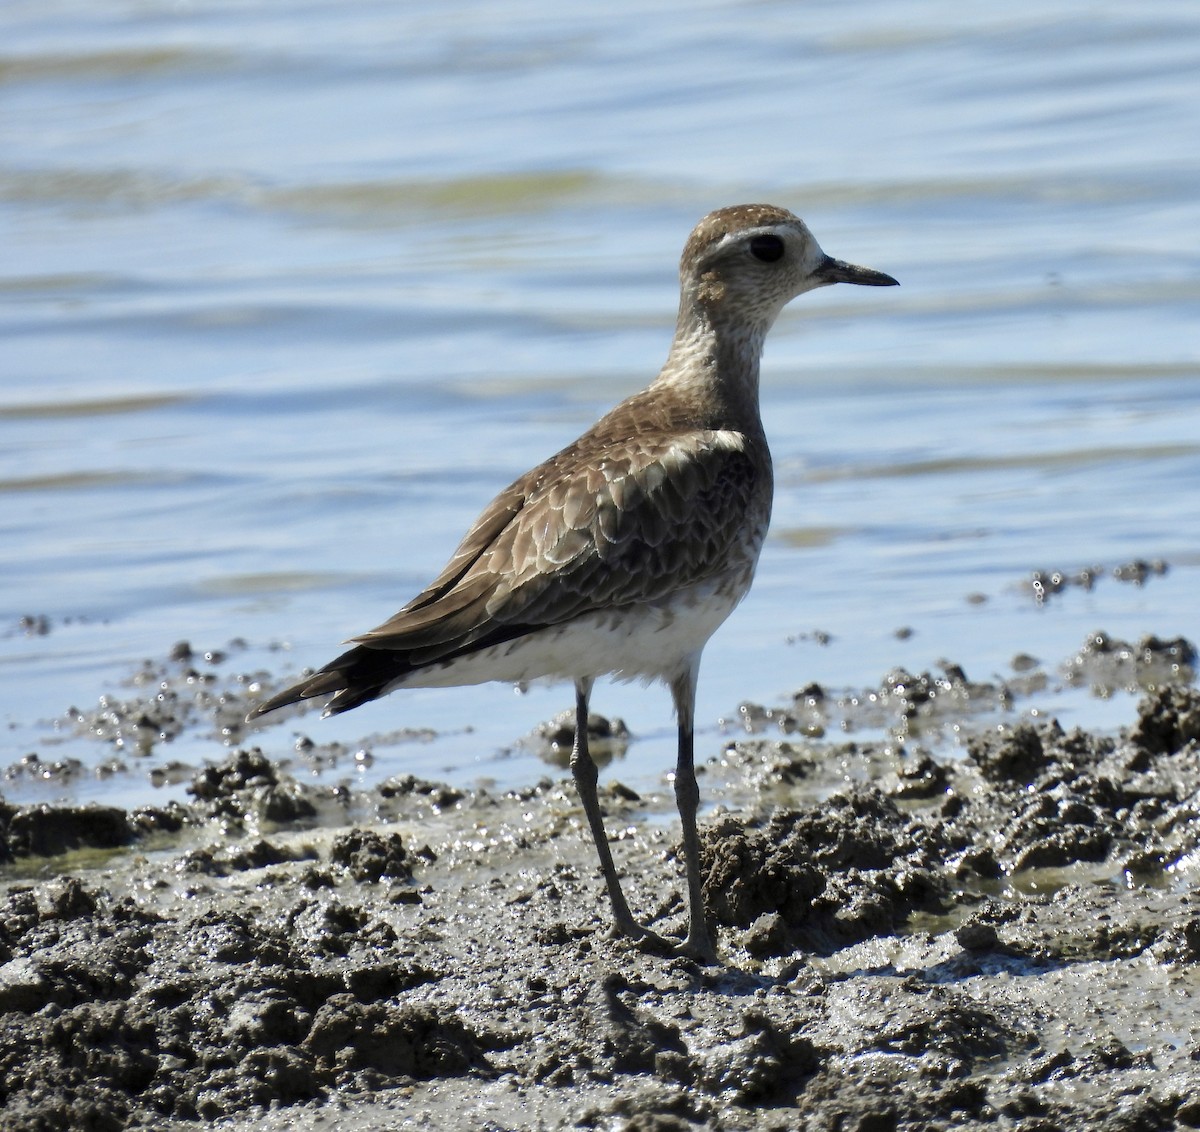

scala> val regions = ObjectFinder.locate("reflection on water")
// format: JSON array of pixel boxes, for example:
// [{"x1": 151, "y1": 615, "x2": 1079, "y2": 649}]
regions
[
  {"x1": 799, "y1": 442, "x2": 1200, "y2": 483},
  {"x1": 0, "y1": 393, "x2": 189, "y2": 419}
]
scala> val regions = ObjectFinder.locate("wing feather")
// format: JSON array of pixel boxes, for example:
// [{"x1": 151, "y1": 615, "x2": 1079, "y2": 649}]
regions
[
  {"x1": 248, "y1": 403, "x2": 771, "y2": 720},
  {"x1": 356, "y1": 427, "x2": 766, "y2": 657}
]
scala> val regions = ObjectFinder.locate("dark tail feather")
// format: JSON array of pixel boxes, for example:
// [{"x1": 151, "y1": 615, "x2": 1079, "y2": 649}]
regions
[
  {"x1": 244, "y1": 644, "x2": 404, "y2": 722},
  {"x1": 244, "y1": 670, "x2": 346, "y2": 721},
  {"x1": 247, "y1": 619, "x2": 537, "y2": 724}
]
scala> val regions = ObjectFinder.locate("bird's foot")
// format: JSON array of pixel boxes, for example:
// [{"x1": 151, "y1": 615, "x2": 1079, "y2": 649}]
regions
[
  {"x1": 672, "y1": 937, "x2": 719, "y2": 965},
  {"x1": 608, "y1": 917, "x2": 720, "y2": 965},
  {"x1": 607, "y1": 918, "x2": 672, "y2": 952}
]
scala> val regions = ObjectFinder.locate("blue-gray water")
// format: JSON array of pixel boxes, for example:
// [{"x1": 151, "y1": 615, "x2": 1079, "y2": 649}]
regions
[{"x1": 3, "y1": 1, "x2": 1199, "y2": 808}]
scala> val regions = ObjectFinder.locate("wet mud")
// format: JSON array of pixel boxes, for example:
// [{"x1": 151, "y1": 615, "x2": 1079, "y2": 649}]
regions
[{"x1": 2, "y1": 613, "x2": 1200, "y2": 1128}]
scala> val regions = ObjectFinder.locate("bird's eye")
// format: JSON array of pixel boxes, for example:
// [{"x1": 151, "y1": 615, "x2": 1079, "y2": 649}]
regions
[{"x1": 749, "y1": 234, "x2": 785, "y2": 263}]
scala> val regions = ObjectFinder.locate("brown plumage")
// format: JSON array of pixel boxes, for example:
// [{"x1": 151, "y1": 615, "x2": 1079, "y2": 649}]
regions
[{"x1": 248, "y1": 205, "x2": 898, "y2": 961}]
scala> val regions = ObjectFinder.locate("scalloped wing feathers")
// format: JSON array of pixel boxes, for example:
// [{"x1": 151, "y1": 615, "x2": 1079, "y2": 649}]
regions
[{"x1": 351, "y1": 426, "x2": 766, "y2": 659}]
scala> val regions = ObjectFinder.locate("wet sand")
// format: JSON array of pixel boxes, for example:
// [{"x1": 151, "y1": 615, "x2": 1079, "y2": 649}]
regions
[{"x1": 2, "y1": 625, "x2": 1200, "y2": 1130}]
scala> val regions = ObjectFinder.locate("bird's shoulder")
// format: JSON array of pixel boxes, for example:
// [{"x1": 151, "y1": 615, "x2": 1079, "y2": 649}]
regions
[{"x1": 524, "y1": 385, "x2": 765, "y2": 495}]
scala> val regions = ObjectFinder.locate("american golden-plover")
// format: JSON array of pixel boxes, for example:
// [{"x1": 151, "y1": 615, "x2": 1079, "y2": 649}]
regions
[{"x1": 249, "y1": 205, "x2": 898, "y2": 962}]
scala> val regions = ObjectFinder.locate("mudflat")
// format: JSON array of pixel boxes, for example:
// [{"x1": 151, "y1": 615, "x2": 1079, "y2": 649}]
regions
[{"x1": 2, "y1": 630, "x2": 1199, "y2": 1130}]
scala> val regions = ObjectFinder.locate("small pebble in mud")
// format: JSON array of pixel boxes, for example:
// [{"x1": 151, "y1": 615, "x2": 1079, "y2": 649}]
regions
[{"x1": 955, "y1": 922, "x2": 1000, "y2": 952}]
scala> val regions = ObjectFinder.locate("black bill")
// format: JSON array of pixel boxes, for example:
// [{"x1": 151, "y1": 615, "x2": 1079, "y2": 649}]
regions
[{"x1": 815, "y1": 255, "x2": 899, "y2": 287}]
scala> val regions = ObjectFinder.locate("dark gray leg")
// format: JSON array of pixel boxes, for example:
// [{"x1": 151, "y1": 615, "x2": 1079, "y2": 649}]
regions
[
  {"x1": 569, "y1": 677, "x2": 665, "y2": 944},
  {"x1": 670, "y1": 660, "x2": 718, "y2": 963}
]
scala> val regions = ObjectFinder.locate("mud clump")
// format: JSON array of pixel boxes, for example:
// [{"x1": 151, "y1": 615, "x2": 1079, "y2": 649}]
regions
[
  {"x1": 692, "y1": 1009, "x2": 819, "y2": 1103},
  {"x1": 187, "y1": 747, "x2": 318, "y2": 826},
  {"x1": 966, "y1": 721, "x2": 1053, "y2": 784},
  {"x1": 1027, "y1": 559, "x2": 1169, "y2": 602},
  {"x1": 740, "y1": 663, "x2": 1011, "y2": 743},
  {"x1": 0, "y1": 749, "x2": 325, "y2": 863},
  {"x1": 302, "y1": 998, "x2": 486, "y2": 1077},
  {"x1": 701, "y1": 789, "x2": 955, "y2": 957},
  {"x1": 527, "y1": 709, "x2": 630, "y2": 767},
  {"x1": 0, "y1": 875, "x2": 473, "y2": 1128},
  {"x1": 180, "y1": 838, "x2": 318, "y2": 877},
  {"x1": 893, "y1": 750, "x2": 951, "y2": 799},
  {"x1": 376, "y1": 773, "x2": 465, "y2": 811},
  {"x1": 958, "y1": 715, "x2": 1200, "y2": 875},
  {"x1": 57, "y1": 637, "x2": 271, "y2": 759},
  {"x1": 594, "y1": 971, "x2": 690, "y2": 1078},
  {"x1": 0, "y1": 803, "x2": 135, "y2": 861},
  {"x1": 700, "y1": 816, "x2": 825, "y2": 932},
  {"x1": 329, "y1": 829, "x2": 415, "y2": 883},
  {"x1": 1062, "y1": 629, "x2": 1196, "y2": 694},
  {"x1": 1128, "y1": 684, "x2": 1200, "y2": 757}
]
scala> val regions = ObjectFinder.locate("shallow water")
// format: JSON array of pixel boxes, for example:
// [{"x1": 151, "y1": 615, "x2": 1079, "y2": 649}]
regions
[{"x1": 2, "y1": 0, "x2": 1199, "y2": 807}]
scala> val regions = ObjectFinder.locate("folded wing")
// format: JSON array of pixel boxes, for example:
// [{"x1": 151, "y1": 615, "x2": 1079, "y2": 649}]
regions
[{"x1": 248, "y1": 426, "x2": 764, "y2": 717}]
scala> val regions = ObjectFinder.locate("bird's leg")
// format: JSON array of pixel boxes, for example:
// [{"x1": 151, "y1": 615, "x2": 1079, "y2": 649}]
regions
[
  {"x1": 670, "y1": 660, "x2": 719, "y2": 964},
  {"x1": 570, "y1": 677, "x2": 666, "y2": 946}
]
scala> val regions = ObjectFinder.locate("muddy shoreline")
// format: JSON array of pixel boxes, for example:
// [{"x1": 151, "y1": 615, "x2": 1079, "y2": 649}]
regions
[{"x1": 3, "y1": 626, "x2": 1200, "y2": 1129}]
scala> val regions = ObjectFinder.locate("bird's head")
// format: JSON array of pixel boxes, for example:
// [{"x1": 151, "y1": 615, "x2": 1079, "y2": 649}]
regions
[{"x1": 680, "y1": 204, "x2": 898, "y2": 329}]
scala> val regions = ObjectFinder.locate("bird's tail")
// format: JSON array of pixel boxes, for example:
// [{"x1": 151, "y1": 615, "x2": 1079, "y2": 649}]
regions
[{"x1": 244, "y1": 644, "x2": 402, "y2": 722}]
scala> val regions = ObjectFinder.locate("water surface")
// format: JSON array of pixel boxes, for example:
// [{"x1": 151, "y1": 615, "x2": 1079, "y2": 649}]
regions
[{"x1": 2, "y1": 0, "x2": 1198, "y2": 807}]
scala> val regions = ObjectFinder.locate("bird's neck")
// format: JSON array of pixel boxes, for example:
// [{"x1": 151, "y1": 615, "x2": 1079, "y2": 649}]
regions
[{"x1": 654, "y1": 304, "x2": 770, "y2": 434}]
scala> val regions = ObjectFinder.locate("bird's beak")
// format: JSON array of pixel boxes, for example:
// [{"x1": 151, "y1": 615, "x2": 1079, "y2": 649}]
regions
[{"x1": 814, "y1": 255, "x2": 899, "y2": 288}]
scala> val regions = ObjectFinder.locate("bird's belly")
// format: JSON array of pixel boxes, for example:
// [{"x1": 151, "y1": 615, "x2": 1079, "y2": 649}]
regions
[{"x1": 388, "y1": 572, "x2": 752, "y2": 692}]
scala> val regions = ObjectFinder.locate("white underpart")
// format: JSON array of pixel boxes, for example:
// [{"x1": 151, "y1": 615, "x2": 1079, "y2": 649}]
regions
[{"x1": 383, "y1": 570, "x2": 758, "y2": 694}]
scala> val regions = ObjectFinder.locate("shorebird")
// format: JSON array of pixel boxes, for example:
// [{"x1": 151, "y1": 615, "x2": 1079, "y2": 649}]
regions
[{"x1": 248, "y1": 205, "x2": 897, "y2": 961}]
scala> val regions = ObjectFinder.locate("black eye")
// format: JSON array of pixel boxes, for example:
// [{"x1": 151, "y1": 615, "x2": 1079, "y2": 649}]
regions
[{"x1": 749, "y1": 234, "x2": 785, "y2": 263}]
